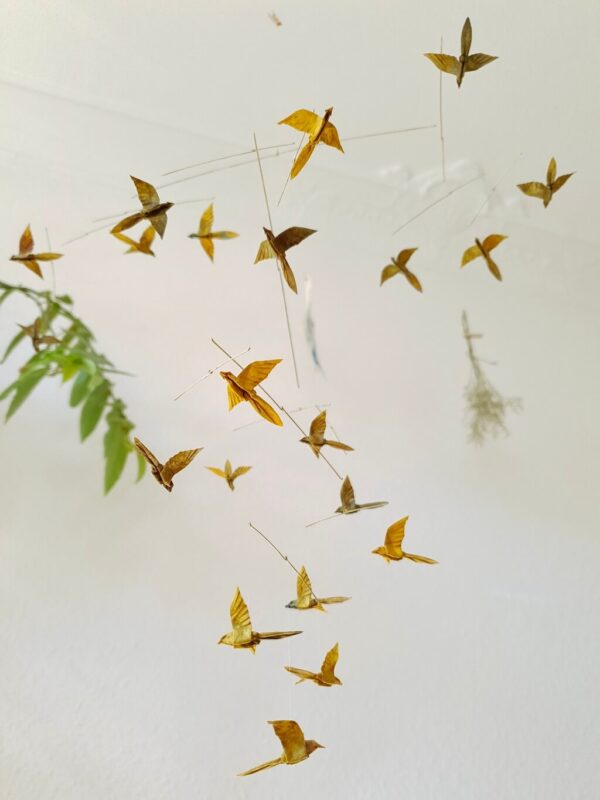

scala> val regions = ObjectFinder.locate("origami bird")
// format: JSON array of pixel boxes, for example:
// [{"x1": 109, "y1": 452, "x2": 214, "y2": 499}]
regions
[
  {"x1": 18, "y1": 318, "x2": 62, "y2": 352},
  {"x1": 278, "y1": 107, "x2": 344, "y2": 179},
  {"x1": 238, "y1": 720, "x2": 325, "y2": 776},
  {"x1": 219, "y1": 588, "x2": 301, "y2": 653},
  {"x1": 380, "y1": 248, "x2": 423, "y2": 292},
  {"x1": 133, "y1": 437, "x2": 202, "y2": 492},
  {"x1": 255, "y1": 226, "x2": 316, "y2": 294},
  {"x1": 206, "y1": 459, "x2": 252, "y2": 491},
  {"x1": 424, "y1": 17, "x2": 497, "y2": 88},
  {"x1": 461, "y1": 234, "x2": 507, "y2": 281},
  {"x1": 372, "y1": 516, "x2": 438, "y2": 565},
  {"x1": 10, "y1": 225, "x2": 62, "y2": 279},
  {"x1": 188, "y1": 204, "x2": 238, "y2": 261},
  {"x1": 285, "y1": 642, "x2": 342, "y2": 687},
  {"x1": 285, "y1": 566, "x2": 349, "y2": 611},
  {"x1": 335, "y1": 475, "x2": 388, "y2": 515},
  {"x1": 113, "y1": 225, "x2": 156, "y2": 256},
  {"x1": 111, "y1": 176, "x2": 173, "y2": 239},
  {"x1": 220, "y1": 359, "x2": 283, "y2": 426},
  {"x1": 517, "y1": 157, "x2": 574, "y2": 208},
  {"x1": 300, "y1": 410, "x2": 353, "y2": 457}
]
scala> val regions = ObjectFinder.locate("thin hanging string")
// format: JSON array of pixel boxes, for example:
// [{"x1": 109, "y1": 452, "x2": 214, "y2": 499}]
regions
[
  {"x1": 211, "y1": 338, "x2": 343, "y2": 481},
  {"x1": 172, "y1": 347, "x2": 251, "y2": 401},
  {"x1": 392, "y1": 175, "x2": 480, "y2": 235},
  {"x1": 439, "y1": 36, "x2": 446, "y2": 183},
  {"x1": 91, "y1": 196, "x2": 214, "y2": 223},
  {"x1": 232, "y1": 402, "x2": 332, "y2": 432},
  {"x1": 468, "y1": 152, "x2": 524, "y2": 227},
  {"x1": 163, "y1": 142, "x2": 297, "y2": 176},
  {"x1": 253, "y1": 132, "x2": 301, "y2": 390}
]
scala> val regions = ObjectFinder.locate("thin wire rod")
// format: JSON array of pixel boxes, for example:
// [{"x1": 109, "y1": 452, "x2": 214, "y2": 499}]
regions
[
  {"x1": 92, "y1": 196, "x2": 215, "y2": 223},
  {"x1": 163, "y1": 142, "x2": 297, "y2": 175},
  {"x1": 232, "y1": 402, "x2": 332, "y2": 432},
  {"x1": 173, "y1": 347, "x2": 251, "y2": 401},
  {"x1": 392, "y1": 175, "x2": 480, "y2": 235}
]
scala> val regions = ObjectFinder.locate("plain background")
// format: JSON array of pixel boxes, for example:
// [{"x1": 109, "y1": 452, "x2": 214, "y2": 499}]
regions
[{"x1": 1, "y1": 1, "x2": 599, "y2": 798}]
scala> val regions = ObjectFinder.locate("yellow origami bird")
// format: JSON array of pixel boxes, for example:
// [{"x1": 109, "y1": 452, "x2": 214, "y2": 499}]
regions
[
  {"x1": 300, "y1": 410, "x2": 353, "y2": 457},
  {"x1": 254, "y1": 226, "x2": 316, "y2": 294},
  {"x1": 285, "y1": 642, "x2": 342, "y2": 687},
  {"x1": 372, "y1": 516, "x2": 437, "y2": 565},
  {"x1": 380, "y1": 248, "x2": 423, "y2": 292},
  {"x1": 517, "y1": 157, "x2": 574, "y2": 208},
  {"x1": 111, "y1": 176, "x2": 173, "y2": 239},
  {"x1": 18, "y1": 318, "x2": 62, "y2": 353},
  {"x1": 113, "y1": 225, "x2": 156, "y2": 256},
  {"x1": 189, "y1": 204, "x2": 238, "y2": 261},
  {"x1": 133, "y1": 437, "x2": 202, "y2": 492},
  {"x1": 218, "y1": 588, "x2": 301, "y2": 653},
  {"x1": 336, "y1": 475, "x2": 388, "y2": 515},
  {"x1": 461, "y1": 234, "x2": 507, "y2": 281},
  {"x1": 220, "y1": 359, "x2": 283, "y2": 426},
  {"x1": 10, "y1": 225, "x2": 62, "y2": 279},
  {"x1": 424, "y1": 17, "x2": 497, "y2": 88},
  {"x1": 238, "y1": 720, "x2": 325, "y2": 776},
  {"x1": 206, "y1": 459, "x2": 252, "y2": 491},
  {"x1": 285, "y1": 566, "x2": 349, "y2": 611},
  {"x1": 278, "y1": 107, "x2": 344, "y2": 179}
]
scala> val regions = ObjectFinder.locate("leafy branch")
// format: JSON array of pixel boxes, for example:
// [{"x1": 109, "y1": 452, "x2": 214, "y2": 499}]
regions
[{"x1": 0, "y1": 280, "x2": 145, "y2": 492}]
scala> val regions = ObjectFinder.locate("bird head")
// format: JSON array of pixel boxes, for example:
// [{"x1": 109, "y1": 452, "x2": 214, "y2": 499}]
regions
[
  {"x1": 371, "y1": 546, "x2": 388, "y2": 560},
  {"x1": 324, "y1": 107, "x2": 334, "y2": 115},
  {"x1": 299, "y1": 436, "x2": 310, "y2": 444},
  {"x1": 334, "y1": 505, "x2": 344, "y2": 514},
  {"x1": 217, "y1": 632, "x2": 234, "y2": 647},
  {"x1": 305, "y1": 740, "x2": 325, "y2": 755},
  {"x1": 220, "y1": 370, "x2": 234, "y2": 383},
  {"x1": 285, "y1": 600, "x2": 297, "y2": 609}
]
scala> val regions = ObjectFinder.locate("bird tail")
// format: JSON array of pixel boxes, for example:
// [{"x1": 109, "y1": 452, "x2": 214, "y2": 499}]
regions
[
  {"x1": 357, "y1": 501, "x2": 388, "y2": 511},
  {"x1": 323, "y1": 439, "x2": 354, "y2": 452},
  {"x1": 285, "y1": 666, "x2": 315, "y2": 683},
  {"x1": 290, "y1": 140, "x2": 316, "y2": 179},
  {"x1": 320, "y1": 596, "x2": 350, "y2": 605},
  {"x1": 238, "y1": 757, "x2": 284, "y2": 777},
  {"x1": 259, "y1": 630, "x2": 302, "y2": 640},
  {"x1": 280, "y1": 256, "x2": 298, "y2": 294},
  {"x1": 249, "y1": 394, "x2": 283, "y2": 426},
  {"x1": 404, "y1": 552, "x2": 438, "y2": 565}
]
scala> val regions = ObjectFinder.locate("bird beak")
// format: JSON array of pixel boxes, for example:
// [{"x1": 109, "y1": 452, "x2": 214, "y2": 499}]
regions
[{"x1": 285, "y1": 602, "x2": 293, "y2": 608}]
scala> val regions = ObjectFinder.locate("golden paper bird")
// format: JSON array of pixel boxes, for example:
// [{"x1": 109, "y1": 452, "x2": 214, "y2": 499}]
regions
[
  {"x1": 461, "y1": 235, "x2": 507, "y2": 281},
  {"x1": 219, "y1": 588, "x2": 301, "y2": 653},
  {"x1": 110, "y1": 176, "x2": 173, "y2": 239},
  {"x1": 206, "y1": 460, "x2": 252, "y2": 491},
  {"x1": 300, "y1": 410, "x2": 353, "y2": 457},
  {"x1": 278, "y1": 107, "x2": 344, "y2": 179},
  {"x1": 372, "y1": 516, "x2": 438, "y2": 565},
  {"x1": 380, "y1": 248, "x2": 422, "y2": 292},
  {"x1": 238, "y1": 720, "x2": 325, "y2": 776},
  {"x1": 133, "y1": 437, "x2": 202, "y2": 492},
  {"x1": 335, "y1": 475, "x2": 388, "y2": 515},
  {"x1": 18, "y1": 318, "x2": 62, "y2": 352},
  {"x1": 113, "y1": 225, "x2": 156, "y2": 256},
  {"x1": 189, "y1": 204, "x2": 238, "y2": 261},
  {"x1": 285, "y1": 642, "x2": 342, "y2": 687},
  {"x1": 10, "y1": 226, "x2": 62, "y2": 279},
  {"x1": 424, "y1": 17, "x2": 497, "y2": 87},
  {"x1": 255, "y1": 226, "x2": 316, "y2": 294},
  {"x1": 220, "y1": 360, "x2": 283, "y2": 426},
  {"x1": 286, "y1": 566, "x2": 349, "y2": 611},
  {"x1": 517, "y1": 158, "x2": 574, "y2": 208}
]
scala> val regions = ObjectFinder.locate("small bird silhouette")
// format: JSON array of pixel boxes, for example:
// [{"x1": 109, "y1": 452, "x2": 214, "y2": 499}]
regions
[
  {"x1": 372, "y1": 516, "x2": 438, "y2": 565},
  {"x1": 517, "y1": 157, "x2": 573, "y2": 208},
  {"x1": 238, "y1": 720, "x2": 325, "y2": 776},
  {"x1": 335, "y1": 475, "x2": 388, "y2": 515},
  {"x1": 300, "y1": 410, "x2": 353, "y2": 457},
  {"x1": 10, "y1": 225, "x2": 62, "y2": 279},
  {"x1": 133, "y1": 437, "x2": 202, "y2": 492},
  {"x1": 219, "y1": 588, "x2": 301, "y2": 653},
  {"x1": 285, "y1": 642, "x2": 342, "y2": 687},
  {"x1": 424, "y1": 17, "x2": 497, "y2": 88},
  {"x1": 461, "y1": 234, "x2": 507, "y2": 281},
  {"x1": 189, "y1": 204, "x2": 238, "y2": 261},
  {"x1": 111, "y1": 176, "x2": 173, "y2": 239},
  {"x1": 286, "y1": 566, "x2": 349, "y2": 611},
  {"x1": 206, "y1": 459, "x2": 252, "y2": 491},
  {"x1": 278, "y1": 107, "x2": 344, "y2": 179},
  {"x1": 220, "y1": 359, "x2": 283, "y2": 426},
  {"x1": 380, "y1": 248, "x2": 422, "y2": 292},
  {"x1": 255, "y1": 226, "x2": 316, "y2": 294},
  {"x1": 18, "y1": 318, "x2": 62, "y2": 352},
  {"x1": 113, "y1": 225, "x2": 156, "y2": 256}
]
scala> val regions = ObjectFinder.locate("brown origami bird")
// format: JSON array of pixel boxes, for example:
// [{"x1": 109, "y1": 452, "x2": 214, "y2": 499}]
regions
[
  {"x1": 517, "y1": 157, "x2": 574, "y2": 208},
  {"x1": 335, "y1": 475, "x2": 388, "y2": 515},
  {"x1": 218, "y1": 588, "x2": 301, "y2": 653},
  {"x1": 238, "y1": 720, "x2": 325, "y2": 776},
  {"x1": 206, "y1": 459, "x2": 252, "y2": 491},
  {"x1": 189, "y1": 204, "x2": 238, "y2": 261},
  {"x1": 380, "y1": 248, "x2": 422, "y2": 292},
  {"x1": 285, "y1": 642, "x2": 342, "y2": 687},
  {"x1": 461, "y1": 235, "x2": 507, "y2": 281},
  {"x1": 18, "y1": 318, "x2": 62, "y2": 352},
  {"x1": 424, "y1": 17, "x2": 497, "y2": 88},
  {"x1": 278, "y1": 107, "x2": 344, "y2": 179},
  {"x1": 255, "y1": 226, "x2": 316, "y2": 294},
  {"x1": 10, "y1": 225, "x2": 62, "y2": 279},
  {"x1": 285, "y1": 566, "x2": 349, "y2": 611},
  {"x1": 300, "y1": 410, "x2": 353, "y2": 457},
  {"x1": 111, "y1": 176, "x2": 173, "y2": 239},
  {"x1": 220, "y1": 359, "x2": 283, "y2": 426},
  {"x1": 113, "y1": 225, "x2": 156, "y2": 256},
  {"x1": 372, "y1": 516, "x2": 438, "y2": 565},
  {"x1": 133, "y1": 437, "x2": 202, "y2": 492}
]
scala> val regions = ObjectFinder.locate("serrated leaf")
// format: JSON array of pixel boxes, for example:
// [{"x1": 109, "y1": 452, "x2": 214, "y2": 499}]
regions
[
  {"x1": 69, "y1": 370, "x2": 92, "y2": 407},
  {"x1": 5, "y1": 367, "x2": 49, "y2": 420},
  {"x1": 80, "y1": 381, "x2": 110, "y2": 441}
]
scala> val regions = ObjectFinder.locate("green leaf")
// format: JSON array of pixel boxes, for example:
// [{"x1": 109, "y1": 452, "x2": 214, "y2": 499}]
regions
[
  {"x1": 135, "y1": 448, "x2": 146, "y2": 481},
  {"x1": 69, "y1": 370, "x2": 92, "y2": 407},
  {"x1": 0, "y1": 287, "x2": 15, "y2": 308},
  {"x1": 61, "y1": 359, "x2": 79, "y2": 383},
  {"x1": 5, "y1": 367, "x2": 49, "y2": 420},
  {"x1": 80, "y1": 381, "x2": 110, "y2": 441},
  {"x1": 1, "y1": 330, "x2": 26, "y2": 363},
  {"x1": 103, "y1": 423, "x2": 130, "y2": 494}
]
